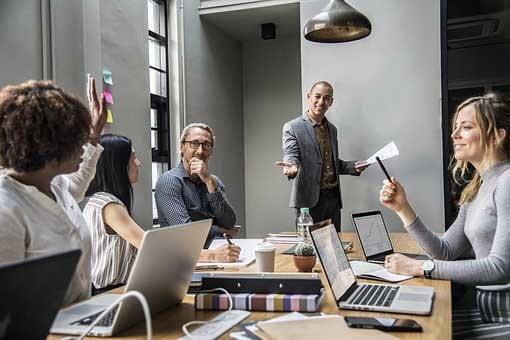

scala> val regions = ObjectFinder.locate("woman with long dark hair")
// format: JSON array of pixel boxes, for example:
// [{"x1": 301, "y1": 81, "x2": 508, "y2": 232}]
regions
[{"x1": 84, "y1": 134, "x2": 240, "y2": 294}]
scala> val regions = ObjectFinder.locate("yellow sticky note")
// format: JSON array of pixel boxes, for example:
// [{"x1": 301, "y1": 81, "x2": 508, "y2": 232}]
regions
[{"x1": 106, "y1": 108, "x2": 113, "y2": 123}]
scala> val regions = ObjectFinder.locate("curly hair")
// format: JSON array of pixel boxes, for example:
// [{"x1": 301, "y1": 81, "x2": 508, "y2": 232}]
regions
[{"x1": 0, "y1": 80, "x2": 91, "y2": 172}]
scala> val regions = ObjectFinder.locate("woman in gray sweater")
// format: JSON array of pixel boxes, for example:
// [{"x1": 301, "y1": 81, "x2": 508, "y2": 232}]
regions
[{"x1": 379, "y1": 93, "x2": 510, "y2": 338}]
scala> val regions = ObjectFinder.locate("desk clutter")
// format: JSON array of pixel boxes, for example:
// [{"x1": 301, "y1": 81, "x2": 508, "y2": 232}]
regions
[
  {"x1": 231, "y1": 312, "x2": 398, "y2": 340},
  {"x1": 193, "y1": 272, "x2": 324, "y2": 312}
]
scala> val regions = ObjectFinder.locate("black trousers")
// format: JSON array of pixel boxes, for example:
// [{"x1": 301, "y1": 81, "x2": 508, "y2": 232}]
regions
[{"x1": 297, "y1": 187, "x2": 342, "y2": 232}]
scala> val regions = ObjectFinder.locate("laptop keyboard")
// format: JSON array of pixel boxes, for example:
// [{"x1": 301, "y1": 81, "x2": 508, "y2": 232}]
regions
[
  {"x1": 350, "y1": 284, "x2": 400, "y2": 307},
  {"x1": 70, "y1": 306, "x2": 119, "y2": 327}
]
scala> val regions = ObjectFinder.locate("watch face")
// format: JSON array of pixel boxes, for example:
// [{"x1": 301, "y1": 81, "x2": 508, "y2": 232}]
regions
[{"x1": 423, "y1": 260, "x2": 434, "y2": 271}]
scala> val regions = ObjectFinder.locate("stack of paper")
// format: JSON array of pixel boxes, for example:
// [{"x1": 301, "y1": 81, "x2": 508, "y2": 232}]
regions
[{"x1": 265, "y1": 233, "x2": 299, "y2": 244}]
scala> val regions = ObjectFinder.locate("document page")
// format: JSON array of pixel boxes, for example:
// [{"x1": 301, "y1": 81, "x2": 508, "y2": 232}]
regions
[
  {"x1": 197, "y1": 238, "x2": 262, "y2": 268},
  {"x1": 365, "y1": 141, "x2": 399, "y2": 165},
  {"x1": 350, "y1": 261, "x2": 412, "y2": 283}
]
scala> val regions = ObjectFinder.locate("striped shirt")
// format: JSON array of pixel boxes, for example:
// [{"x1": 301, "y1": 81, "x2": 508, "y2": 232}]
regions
[{"x1": 83, "y1": 192, "x2": 137, "y2": 289}]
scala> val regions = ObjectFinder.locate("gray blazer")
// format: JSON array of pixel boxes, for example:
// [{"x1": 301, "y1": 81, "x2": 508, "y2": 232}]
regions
[{"x1": 282, "y1": 114, "x2": 358, "y2": 208}]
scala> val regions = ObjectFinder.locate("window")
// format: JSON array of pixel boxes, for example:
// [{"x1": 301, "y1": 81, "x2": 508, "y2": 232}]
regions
[{"x1": 148, "y1": 0, "x2": 170, "y2": 222}]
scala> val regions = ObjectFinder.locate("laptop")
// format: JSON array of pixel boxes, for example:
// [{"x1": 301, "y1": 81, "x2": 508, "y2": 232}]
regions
[
  {"x1": 310, "y1": 224, "x2": 434, "y2": 315},
  {"x1": 352, "y1": 211, "x2": 429, "y2": 264},
  {"x1": 51, "y1": 219, "x2": 211, "y2": 337},
  {"x1": 0, "y1": 249, "x2": 81, "y2": 340}
]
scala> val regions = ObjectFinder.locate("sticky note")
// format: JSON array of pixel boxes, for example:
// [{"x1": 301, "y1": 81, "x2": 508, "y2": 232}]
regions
[
  {"x1": 106, "y1": 109, "x2": 113, "y2": 123},
  {"x1": 103, "y1": 90, "x2": 114, "y2": 104},
  {"x1": 103, "y1": 69, "x2": 113, "y2": 85}
]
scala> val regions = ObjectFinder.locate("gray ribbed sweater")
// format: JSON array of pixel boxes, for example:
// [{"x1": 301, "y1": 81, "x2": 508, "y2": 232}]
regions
[{"x1": 406, "y1": 162, "x2": 510, "y2": 291}]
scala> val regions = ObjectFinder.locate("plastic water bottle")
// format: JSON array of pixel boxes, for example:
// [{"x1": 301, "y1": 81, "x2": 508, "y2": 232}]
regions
[{"x1": 296, "y1": 207, "x2": 313, "y2": 244}]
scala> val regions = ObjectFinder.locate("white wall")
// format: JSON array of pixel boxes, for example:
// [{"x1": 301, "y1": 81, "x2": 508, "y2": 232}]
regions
[
  {"x1": 243, "y1": 36, "x2": 302, "y2": 237},
  {"x1": 183, "y1": 0, "x2": 246, "y2": 234},
  {"x1": 301, "y1": 0, "x2": 444, "y2": 232}
]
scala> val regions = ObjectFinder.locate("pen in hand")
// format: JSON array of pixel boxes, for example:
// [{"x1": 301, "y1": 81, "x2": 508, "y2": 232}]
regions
[
  {"x1": 376, "y1": 156, "x2": 392, "y2": 182},
  {"x1": 223, "y1": 233, "x2": 233, "y2": 245}
]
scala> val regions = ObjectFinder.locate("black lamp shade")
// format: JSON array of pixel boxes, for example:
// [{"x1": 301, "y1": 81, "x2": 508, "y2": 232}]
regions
[{"x1": 304, "y1": 0, "x2": 372, "y2": 43}]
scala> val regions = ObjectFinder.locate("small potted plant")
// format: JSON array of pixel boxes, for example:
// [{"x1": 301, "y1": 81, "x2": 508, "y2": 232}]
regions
[{"x1": 293, "y1": 242, "x2": 316, "y2": 272}]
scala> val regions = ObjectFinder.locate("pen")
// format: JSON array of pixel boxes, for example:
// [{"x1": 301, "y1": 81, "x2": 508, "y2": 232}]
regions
[
  {"x1": 223, "y1": 233, "x2": 233, "y2": 245},
  {"x1": 375, "y1": 156, "x2": 392, "y2": 182}
]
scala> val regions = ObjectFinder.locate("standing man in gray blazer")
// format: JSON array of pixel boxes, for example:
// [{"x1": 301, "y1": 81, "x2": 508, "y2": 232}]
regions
[{"x1": 276, "y1": 81, "x2": 368, "y2": 231}]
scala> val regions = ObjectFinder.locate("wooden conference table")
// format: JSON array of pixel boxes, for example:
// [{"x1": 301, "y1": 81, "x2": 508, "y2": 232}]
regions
[{"x1": 49, "y1": 232, "x2": 451, "y2": 339}]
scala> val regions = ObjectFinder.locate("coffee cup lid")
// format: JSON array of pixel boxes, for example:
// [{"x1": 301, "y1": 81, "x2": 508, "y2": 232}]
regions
[{"x1": 255, "y1": 242, "x2": 276, "y2": 252}]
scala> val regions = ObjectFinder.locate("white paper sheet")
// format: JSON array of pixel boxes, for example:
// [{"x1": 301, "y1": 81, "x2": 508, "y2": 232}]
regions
[
  {"x1": 350, "y1": 260, "x2": 412, "y2": 283},
  {"x1": 197, "y1": 238, "x2": 263, "y2": 268},
  {"x1": 365, "y1": 141, "x2": 399, "y2": 164}
]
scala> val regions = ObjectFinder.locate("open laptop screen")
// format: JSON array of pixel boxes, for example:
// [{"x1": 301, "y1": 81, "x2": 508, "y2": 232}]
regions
[
  {"x1": 310, "y1": 224, "x2": 356, "y2": 302},
  {"x1": 352, "y1": 212, "x2": 393, "y2": 258}
]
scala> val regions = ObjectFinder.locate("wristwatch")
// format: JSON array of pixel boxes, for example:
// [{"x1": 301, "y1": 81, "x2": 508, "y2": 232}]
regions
[{"x1": 422, "y1": 260, "x2": 435, "y2": 279}]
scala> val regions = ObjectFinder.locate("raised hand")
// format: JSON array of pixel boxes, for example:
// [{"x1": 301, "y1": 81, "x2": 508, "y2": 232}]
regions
[
  {"x1": 87, "y1": 74, "x2": 107, "y2": 145},
  {"x1": 275, "y1": 161, "x2": 298, "y2": 177}
]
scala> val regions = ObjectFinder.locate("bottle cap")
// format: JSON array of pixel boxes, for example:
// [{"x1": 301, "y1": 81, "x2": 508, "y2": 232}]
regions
[{"x1": 300, "y1": 207, "x2": 309, "y2": 213}]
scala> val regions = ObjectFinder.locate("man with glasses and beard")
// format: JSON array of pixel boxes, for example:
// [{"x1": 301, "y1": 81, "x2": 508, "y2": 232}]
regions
[{"x1": 155, "y1": 123, "x2": 239, "y2": 254}]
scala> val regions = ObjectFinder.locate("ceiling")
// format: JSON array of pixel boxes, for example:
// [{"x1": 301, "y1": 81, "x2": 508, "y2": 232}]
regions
[{"x1": 199, "y1": 2, "x2": 300, "y2": 42}]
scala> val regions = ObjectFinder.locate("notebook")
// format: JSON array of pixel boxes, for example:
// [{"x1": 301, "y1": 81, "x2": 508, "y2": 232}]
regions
[
  {"x1": 51, "y1": 219, "x2": 211, "y2": 337},
  {"x1": 352, "y1": 211, "x2": 429, "y2": 263},
  {"x1": 310, "y1": 224, "x2": 434, "y2": 315}
]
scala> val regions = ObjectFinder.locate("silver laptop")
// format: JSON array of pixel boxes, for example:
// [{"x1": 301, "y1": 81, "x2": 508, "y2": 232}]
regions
[
  {"x1": 51, "y1": 219, "x2": 211, "y2": 337},
  {"x1": 352, "y1": 211, "x2": 429, "y2": 264},
  {"x1": 310, "y1": 224, "x2": 434, "y2": 315}
]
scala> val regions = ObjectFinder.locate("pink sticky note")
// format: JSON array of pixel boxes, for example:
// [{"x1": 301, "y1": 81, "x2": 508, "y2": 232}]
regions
[{"x1": 103, "y1": 90, "x2": 114, "y2": 104}]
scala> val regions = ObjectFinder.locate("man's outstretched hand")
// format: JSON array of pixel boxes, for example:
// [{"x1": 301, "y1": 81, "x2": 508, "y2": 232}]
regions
[{"x1": 275, "y1": 161, "x2": 298, "y2": 178}]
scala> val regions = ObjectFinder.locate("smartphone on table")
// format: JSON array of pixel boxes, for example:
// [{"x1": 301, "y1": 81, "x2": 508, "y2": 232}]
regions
[{"x1": 345, "y1": 316, "x2": 422, "y2": 332}]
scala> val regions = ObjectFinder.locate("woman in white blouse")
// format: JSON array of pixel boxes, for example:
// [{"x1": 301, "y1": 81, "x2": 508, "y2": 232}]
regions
[
  {"x1": 0, "y1": 75, "x2": 106, "y2": 305},
  {"x1": 84, "y1": 134, "x2": 240, "y2": 294}
]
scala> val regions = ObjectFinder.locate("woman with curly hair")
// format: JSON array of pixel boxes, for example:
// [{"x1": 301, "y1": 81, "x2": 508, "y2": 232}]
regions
[
  {"x1": 0, "y1": 75, "x2": 106, "y2": 305},
  {"x1": 379, "y1": 93, "x2": 510, "y2": 339}
]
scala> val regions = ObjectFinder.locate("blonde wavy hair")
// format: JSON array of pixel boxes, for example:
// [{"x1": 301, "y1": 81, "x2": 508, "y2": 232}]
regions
[{"x1": 451, "y1": 93, "x2": 510, "y2": 204}]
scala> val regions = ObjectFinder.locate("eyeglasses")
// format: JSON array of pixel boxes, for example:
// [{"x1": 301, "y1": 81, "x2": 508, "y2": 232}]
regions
[{"x1": 183, "y1": 140, "x2": 213, "y2": 151}]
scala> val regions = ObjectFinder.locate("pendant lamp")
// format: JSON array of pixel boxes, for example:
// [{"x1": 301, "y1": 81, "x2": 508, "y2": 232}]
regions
[{"x1": 303, "y1": 0, "x2": 372, "y2": 43}]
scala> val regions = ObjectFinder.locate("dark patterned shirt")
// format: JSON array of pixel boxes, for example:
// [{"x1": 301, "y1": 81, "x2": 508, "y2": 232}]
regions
[
  {"x1": 154, "y1": 162, "x2": 236, "y2": 246},
  {"x1": 308, "y1": 114, "x2": 338, "y2": 190}
]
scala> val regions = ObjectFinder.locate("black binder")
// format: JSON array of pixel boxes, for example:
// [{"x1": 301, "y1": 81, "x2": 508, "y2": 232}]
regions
[{"x1": 200, "y1": 272, "x2": 322, "y2": 294}]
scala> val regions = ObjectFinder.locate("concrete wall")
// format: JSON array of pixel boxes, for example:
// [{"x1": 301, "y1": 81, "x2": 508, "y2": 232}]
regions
[
  {"x1": 183, "y1": 0, "x2": 246, "y2": 234},
  {"x1": 0, "y1": 0, "x2": 153, "y2": 228},
  {"x1": 96, "y1": 0, "x2": 152, "y2": 228},
  {"x1": 0, "y1": 0, "x2": 44, "y2": 85},
  {"x1": 301, "y1": 0, "x2": 444, "y2": 232},
  {"x1": 243, "y1": 36, "x2": 302, "y2": 237}
]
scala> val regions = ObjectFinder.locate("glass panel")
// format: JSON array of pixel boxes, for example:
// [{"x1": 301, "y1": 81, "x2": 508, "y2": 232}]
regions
[
  {"x1": 151, "y1": 161, "x2": 168, "y2": 220},
  {"x1": 147, "y1": 0, "x2": 160, "y2": 34},
  {"x1": 150, "y1": 108, "x2": 158, "y2": 128},
  {"x1": 149, "y1": 68, "x2": 167, "y2": 96},
  {"x1": 152, "y1": 191, "x2": 158, "y2": 220},
  {"x1": 149, "y1": 39, "x2": 166, "y2": 70},
  {"x1": 151, "y1": 129, "x2": 158, "y2": 149}
]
